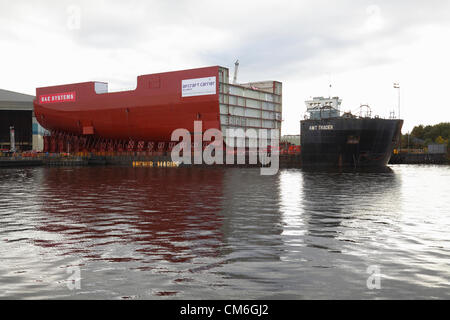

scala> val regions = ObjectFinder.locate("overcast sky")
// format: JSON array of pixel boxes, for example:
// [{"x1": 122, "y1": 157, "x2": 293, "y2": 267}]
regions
[{"x1": 1, "y1": 0, "x2": 449, "y2": 133}]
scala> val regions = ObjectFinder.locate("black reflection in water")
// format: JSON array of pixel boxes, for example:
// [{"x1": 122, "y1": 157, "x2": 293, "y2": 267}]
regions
[
  {"x1": 301, "y1": 168, "x2": 401, "y2": 250},
  {"x1": 37, "y1": 167, "x2": 226, "y2": 264}
]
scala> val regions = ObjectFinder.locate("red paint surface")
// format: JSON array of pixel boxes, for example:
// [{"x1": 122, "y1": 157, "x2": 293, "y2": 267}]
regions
[{"x1": 34, "y1": 66, "x2": 221, "y2": 142}]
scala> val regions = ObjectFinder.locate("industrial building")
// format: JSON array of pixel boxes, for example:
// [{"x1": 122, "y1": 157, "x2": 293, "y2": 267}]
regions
[
  {"x1": 281, "y1": 135, "x2": 301, "y2": 146},
  {"x1": 0, "y1": 89, "x2": 44, "y2": 151}
]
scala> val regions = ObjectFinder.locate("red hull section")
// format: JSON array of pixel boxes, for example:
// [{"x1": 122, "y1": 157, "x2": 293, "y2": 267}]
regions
[{"x1": 34, "y1": 67, "x2": 221, "y2": 146}]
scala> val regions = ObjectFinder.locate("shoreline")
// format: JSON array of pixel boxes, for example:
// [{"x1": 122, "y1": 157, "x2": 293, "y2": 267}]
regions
[{"x1": 1, "y1": 153, "x2": 448, "y2": 169}]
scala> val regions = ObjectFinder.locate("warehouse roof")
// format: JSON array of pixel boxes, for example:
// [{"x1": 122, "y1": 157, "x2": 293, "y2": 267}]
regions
[{"x1": 0, "y1": 89, "x2": 35, "y2": 111}]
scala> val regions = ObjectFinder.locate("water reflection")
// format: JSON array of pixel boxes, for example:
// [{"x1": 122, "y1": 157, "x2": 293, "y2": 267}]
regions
[
  {"x1": 301, "y1": 170, "x2": 402, "y2": 256},
  {"x1": 220, "y1": 169, "x2": 283, "y2": 259},
  {"x1": 279, "y1": 169, "x2": 401, "y2": 248},
  {"x1": 0, "y1": 165, "x2": 449, "y2": 299},
  {"x1": 278, "y1": 169, "x2": 305, "y2": 248},
  {"x1": 36, "y1": 167, "x2": 225, "y2": 265},
  {"x1": 277, "y1": 169, "x2": 406, "y2": 298}
]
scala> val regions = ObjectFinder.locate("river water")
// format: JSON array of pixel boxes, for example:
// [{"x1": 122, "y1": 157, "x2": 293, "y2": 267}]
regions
[{"x1": 0, "y1": 165, "x2": 449, "y2": 299}]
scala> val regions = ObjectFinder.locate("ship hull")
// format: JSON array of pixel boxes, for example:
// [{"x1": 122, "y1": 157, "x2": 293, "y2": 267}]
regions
[
  {"x1": 33, "y1": 66, "x2": 221, "y2": 142},
  {"x1": 300, "y1": 118, "x2": 403, "y2": 168}
]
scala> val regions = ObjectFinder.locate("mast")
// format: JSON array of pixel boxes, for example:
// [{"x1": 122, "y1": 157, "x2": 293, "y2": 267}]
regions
[
  {"x1": 233, "y1": 60, "x2": 239, "y2": 84},
  {"x1": 393, "y1": 82, "x2": 400, "y2": 119}
]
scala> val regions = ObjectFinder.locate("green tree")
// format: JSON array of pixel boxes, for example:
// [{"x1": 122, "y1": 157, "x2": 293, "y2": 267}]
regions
[
  {"x1": 409, "y1": 122, "x2": 450, "y2": 143},
  {"x1": 411, "y1": 125, "x2": 425, "y2": 139}
]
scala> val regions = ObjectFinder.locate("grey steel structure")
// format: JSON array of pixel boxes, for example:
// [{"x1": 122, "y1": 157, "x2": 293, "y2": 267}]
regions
[{"x1": 0, "y1": 89, "x2": 43, "y2": 151}]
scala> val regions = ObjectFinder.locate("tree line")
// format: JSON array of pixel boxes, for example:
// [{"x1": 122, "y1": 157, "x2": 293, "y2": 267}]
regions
[{"x1": 401, "y1": 122, "x2": 450, "y2": 150}]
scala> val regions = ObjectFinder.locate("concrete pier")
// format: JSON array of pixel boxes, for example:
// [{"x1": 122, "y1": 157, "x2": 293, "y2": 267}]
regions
[
  {"x1": 0, "y1": 152, "x2": 303, "y2": 169},
  {"x1": 389, "y1": 153, "x2": 448, "y2": 164}
]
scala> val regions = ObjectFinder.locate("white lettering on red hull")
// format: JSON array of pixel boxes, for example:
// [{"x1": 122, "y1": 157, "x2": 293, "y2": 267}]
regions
[{"x1": 39, "y1": 92, "x2": 76, "y2": 104}]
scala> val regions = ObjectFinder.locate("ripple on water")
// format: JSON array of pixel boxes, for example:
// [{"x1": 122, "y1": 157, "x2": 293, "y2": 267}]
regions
[{"x1": 0, "y1": 166, "x2": 449, "y2": 299}]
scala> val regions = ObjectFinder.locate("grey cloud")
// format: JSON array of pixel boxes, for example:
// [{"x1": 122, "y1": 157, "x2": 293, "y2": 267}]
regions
[
  {"x1": 199, "y1": 0, "x2": 450, "y2": 81},
  {"x1": 1, "y1": 0, "x2": 449, "y2": 83}
]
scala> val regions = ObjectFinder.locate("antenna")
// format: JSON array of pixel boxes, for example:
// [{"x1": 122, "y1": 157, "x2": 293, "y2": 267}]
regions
[
  {"x1": 393, "y1": 82, "x2": 400, "y2": 119},
  {"x1": 233, "y1": 60, "x2": 239, "y2": 84},
  {"x1": 328, "y1": 73, "x2": 332, "y2": 98}
]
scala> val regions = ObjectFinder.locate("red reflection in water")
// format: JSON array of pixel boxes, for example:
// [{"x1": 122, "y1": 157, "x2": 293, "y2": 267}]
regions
[{"x1": 36, "y1": 167, "x2": 225, "y2": 264}]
